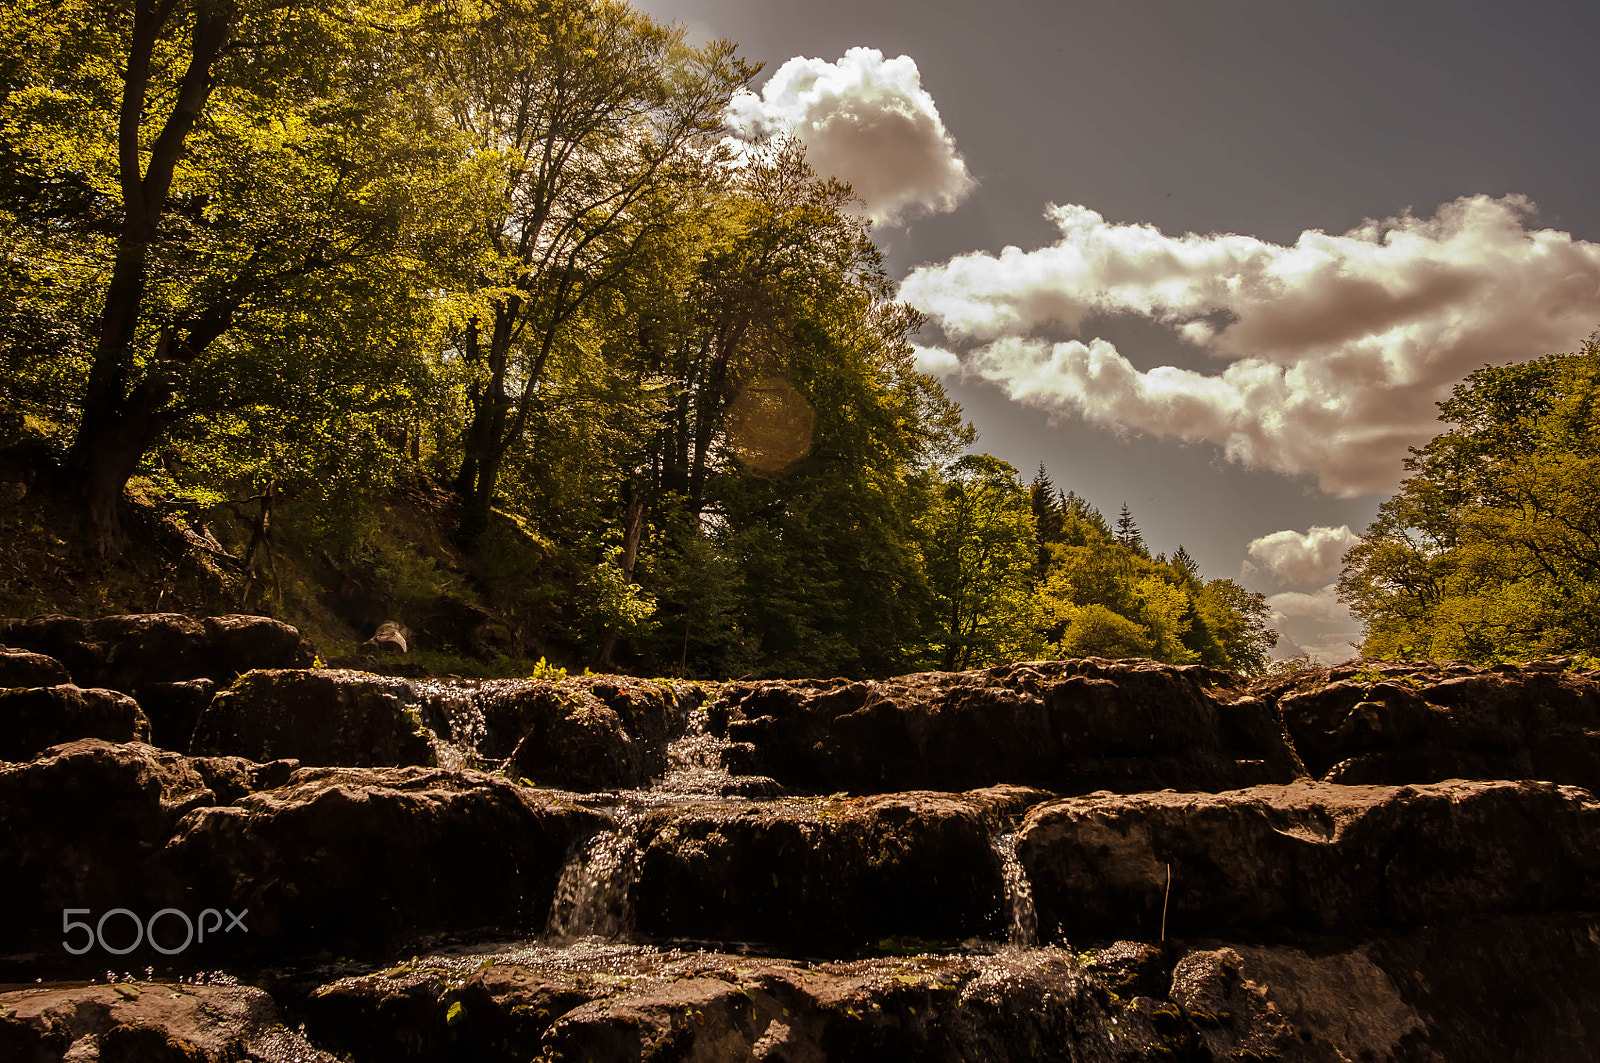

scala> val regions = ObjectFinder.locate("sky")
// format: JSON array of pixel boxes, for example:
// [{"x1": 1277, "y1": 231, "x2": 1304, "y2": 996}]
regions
[{"x1": 633, "y1": 0, "x2": 1600, "y2": 662}]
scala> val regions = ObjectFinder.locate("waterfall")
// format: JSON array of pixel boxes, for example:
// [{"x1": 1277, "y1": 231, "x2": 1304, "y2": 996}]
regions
[
  {"x1": 651, "y1": 707, "x2": 738, "y2": 796},
  {"x1": 990, "y1": 831, "x2": 1038, "y2": 949},
  {"x1": 546, "y1": 813, "x2": 642, "y2": 942},
  {"x1": 408, "y1": 679, "x2": 491, "y2": 771}
]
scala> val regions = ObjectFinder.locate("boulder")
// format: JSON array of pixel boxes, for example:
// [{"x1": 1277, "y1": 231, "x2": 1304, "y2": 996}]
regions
[
  {"x1": 156, "y1": 767, "x2": 609, "y2": 956},
  {"x1": 0, "y1": 740, "x2": 218, "y2": 956},
  {"x1": 0, "y1": 646, "x2": 69, "y2": 687},
  {"x1": 630, "y1": 790, "x2": 1009, "y2": 951},
  {"x1": 1018, "y1": 779, "x2": 1600, "y2": 943},
  {"x1": 0, "y1": 613, "x2": 315, "y2": 692},
  {"x1": 192, "y1": 669, "x2": 439, "y2": 767},
  {"x1": 1261, "y1": 659, "x2": 1600, "y2": 790},
  {"x1": 487, "y1": 676, "x2": 694, "y2": 787},
  {"x1": 0, "y1": 982, "x2": 334, "y2": 1062},
  {"x1": 0, "y1": 685, "x2": 150, "y2": 761},
  {"x1": 365, "y1": 620, "x2": 411, "y2": 654},
  {"x1": 711, "y1": 658, "x2": 1304, "y2": 795}
]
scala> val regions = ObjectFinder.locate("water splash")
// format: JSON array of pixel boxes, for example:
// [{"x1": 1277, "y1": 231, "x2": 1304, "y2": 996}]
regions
[
  {"x1": 409, "y1": 680, "x2": 491, "y2": 771},
  {"x1": 652, "y1": 707, "x2": 739, "y2": 796},
  {"x1": 990, "y1": 832, "x2": 1038, "y2": 949},
  {"x1": 547, "y1": 813, "x2": 642, "y2": 942}
]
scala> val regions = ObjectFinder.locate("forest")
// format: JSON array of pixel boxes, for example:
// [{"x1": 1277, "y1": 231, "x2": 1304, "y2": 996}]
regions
[{"x1": 1, "y1": 0, "x2": 1589, "y2": 677}]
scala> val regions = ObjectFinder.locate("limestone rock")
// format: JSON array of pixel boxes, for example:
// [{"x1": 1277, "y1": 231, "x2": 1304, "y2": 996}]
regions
[
  {"x1": 0, "y1": 646, "x2": 69, "y2": 687},
  {"x1": 0, "y1": 685, "x2": 150, "y2": 761},
  {"x1": 1260, "y1": 659, "x2": 1600, "y2": 790},
  {"x1": 0, "y1": 981, "x2": 334, "y2": 1062},
  {"x1": 631, "y1": 790, "x2": 1009, "y2": 951},
  {"x1": 157, "y1": 766, "x2": 608, "y2": 956},
  {"x1": 711, "y1": 658, "x2": 1304, "y2": 796},
  {"x1": 0, "y1": 613, "x2": 315, "y2": 691},
  {"x1": 192, "y1": 669, "x2": 439, "y2": 767},
  {"x1": 0, "y1": 740, "x2": 218, "y2": 955},
  {"x1": 1018, "y1": 778, "x2": 1600, "y2": 943}
]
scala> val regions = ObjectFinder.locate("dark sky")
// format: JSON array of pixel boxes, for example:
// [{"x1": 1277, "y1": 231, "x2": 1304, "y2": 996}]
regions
[{"x1": 634, "y1": 0, "x2": 1600, "y2": 660}]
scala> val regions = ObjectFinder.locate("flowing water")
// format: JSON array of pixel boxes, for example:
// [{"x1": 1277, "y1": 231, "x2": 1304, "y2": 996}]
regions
[
  {"x1": 546, "y1": 811, "x2": 642, "y2": 942},
  {"x1": 990, "y1": 831, "x2": 1039, "y2": 949}
]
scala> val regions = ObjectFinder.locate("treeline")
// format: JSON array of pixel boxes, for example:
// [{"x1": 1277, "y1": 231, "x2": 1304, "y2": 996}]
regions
[
  {"x1": 0, "y1": 0, "x2": 1276, "y2": 676},
  {"x1": 1340, "y1": 339, "x2": 1600, "y2": 665}
]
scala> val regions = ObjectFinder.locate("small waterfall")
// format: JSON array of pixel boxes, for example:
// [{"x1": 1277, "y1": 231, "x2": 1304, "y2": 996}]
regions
[
  {"x1": 409, "y1": 679, "x2": 490, "y2": 771},
  {"x1": 546, "y1": 813, "x2": 641, "y2": 942},
  {"x1": 652, "y1": 707, "x2": 738, "y2": 796},
  {"x1": 991, "y1": 832, "x2": 1038, "y2": 949}
]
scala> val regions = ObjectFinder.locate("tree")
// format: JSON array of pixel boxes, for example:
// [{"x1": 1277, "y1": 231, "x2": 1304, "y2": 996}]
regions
[
  {"x1": 1114, "y1": 502, "x2": 1145, "y2": 555},
  {"x1": 922, "y1": 454, "x2": 1043, "y2": 670},
  {"x1": 1339, "y1": 337, "x2": 1600, "y2": 662},
  {"x1": 436, "y1": 0, "x2": 751, "y2": 542},
  {"x1": 4, "y1": 0, "x2": 462, "y2": 548}
]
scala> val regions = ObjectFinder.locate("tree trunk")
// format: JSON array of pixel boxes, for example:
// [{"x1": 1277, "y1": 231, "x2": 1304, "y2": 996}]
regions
[{"x1": 595, "y1": 485, "x2": 646, "y2": 669}]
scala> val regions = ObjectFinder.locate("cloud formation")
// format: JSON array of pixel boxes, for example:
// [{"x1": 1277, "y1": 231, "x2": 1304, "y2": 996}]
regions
[
  {"x1": 725, "y1": 47, "x2": 973, "y2": 226},
  {"x1": 1266, "y1": 583, "x2": 1362, "y2": 664},
  {"x1": 1248, "y1": 525, "x2": 1362, "y2": 585},
  {"x1": 901, "y1": 194, "x2": 1600, "y2": 495}
]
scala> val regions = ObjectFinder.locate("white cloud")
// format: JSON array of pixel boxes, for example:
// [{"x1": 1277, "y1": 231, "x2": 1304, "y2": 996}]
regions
[
  {"x1": 1247, "y1": 525, "x2": 1362, "y2": 585},
  {"x1": 1266, "y1": 584, "x2": 1362, "y2": 664},
  {"x1": 725, "y1": 47, "x2": 973, "y2": 226},
  {"x1": 911, "y1": 344, "x2": 961, "y2": 376},
  {"x1": 901, "y1": 194, "x2": 1600, "y2": 495},
  {"x1": 1267, "y1": 584, "x2": 1349, "y2": 624}
]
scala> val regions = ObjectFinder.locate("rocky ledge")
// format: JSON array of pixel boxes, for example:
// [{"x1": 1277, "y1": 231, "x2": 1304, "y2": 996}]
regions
[{"x1": 3, "y1": 613, "x2": 1599, "y2": 1061}]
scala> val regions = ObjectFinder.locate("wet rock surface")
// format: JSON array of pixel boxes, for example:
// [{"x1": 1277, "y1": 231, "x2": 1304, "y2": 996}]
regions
[
  {"x1": 630, "y1": 791, "x2": 1009, "y2": 952},
  {"x1": 1257, "y1": 658, "x2": 1600, "y2": 791},
  {"x1": 711, "y1": 659, "x2": 1305, "y2": 795},
  {"x1": 0, "y1": 684, "x2": 150, "y2": 760},
  {"x1": 193, "y1": 669, "x2": 440, "y2": 767},
  {"x1": 1019, "y1": 778, "x2": 1600, "y2": 942},
  {"x1": 7, "y1": 614, "x2": 1600, "y2": 1061},
  {"x1": 158, "y1": 766, "x2": 607, "y2": 957},
  {"x1": 0, "y1": 981, "x2": 334, "y2": 1062},
  {"x1": 0, "y1": 613, "x2": 315, "y2": 691}
]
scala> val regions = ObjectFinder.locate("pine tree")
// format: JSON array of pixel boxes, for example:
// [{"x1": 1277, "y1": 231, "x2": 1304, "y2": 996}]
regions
[{"x1": 1115, "y1": 502, "x2": 1145, "y2": 553}]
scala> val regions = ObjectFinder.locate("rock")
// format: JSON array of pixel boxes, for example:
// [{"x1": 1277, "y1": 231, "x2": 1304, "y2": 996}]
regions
[
  {"x1": 0, "y1": 685, "x2": 150, "y2": 761},
  {"x1": 0, "y1": 613, "x2": 316, "y2": 691},
  {"x1": 128, "y1": 678, "x2": 214, "y2": 753},
  {"x1": 0, "y1": 646, "x2": 69, "y2": 687},
  {"x1": 192, "y1": 669, "x2": 439, "y2": 767},
  {"x1": 631, "y1": 790, "x2": 1009, "y2": 951},
  {"x1": 1018, "y1": 779, "x2": 1600, "y2": 943},
  {"x1": 187, "y1": 754, "x2": 300, "y2": 804},
  {"x1": 489, "y1": 676, "x2": 693, "y2": 787},
  {"x1": 301, "y1": 945, "x2": 1122, "y2": 1063},
  {"x1": 0, "y1": 740, "x2": 218, "y2": 956},
  {"x1": 1259, "y1": 659, "x2": 1600, "y2": 790},
  {"x1": 0, "y1": 981, "x2": 335, "y2": 1062},
  {"x1": 711, "y1": 658, "x2": 1304, "y2": 796},
  {"x1": 365, "y1": 620, "x2": 411, "y2": 654},
  {"x1": 156, "y1": 767, "x2": 608, "y2": 957}
]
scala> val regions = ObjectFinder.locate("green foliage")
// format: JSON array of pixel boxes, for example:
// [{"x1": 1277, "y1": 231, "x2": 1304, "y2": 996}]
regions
[{"x1": 1340, "y1": 338, "x2": 1600, "y2": 662}]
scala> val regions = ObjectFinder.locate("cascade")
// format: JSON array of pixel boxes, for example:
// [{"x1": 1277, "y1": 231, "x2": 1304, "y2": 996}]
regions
[
  {"x1": 408, "y1": 678, "x2": 491, "y2": 771},
  {"x1": 990, "y1": 831, "x2": 1039, "y2": 950},
  {"x1": 546, "y1": 810, "x2": 642, "y2": 943}
]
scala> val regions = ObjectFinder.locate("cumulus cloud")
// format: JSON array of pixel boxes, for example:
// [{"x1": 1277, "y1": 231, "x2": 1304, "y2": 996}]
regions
[
  {"x1": 911, "y1": 344, "x2": 961, "y2": 376},
  {"x1": 1247, "y1": 525, "x2": 1362, "y2": 585},
  {"x1": 725, "y1": 47, "x2": 973, "y2": 226},
  {"x1": 900, "y1": 194, "x2": 1600, "y2": 495},
  {"x1": 1266, "y1": 584, "x2": 1362, "y2": 664},
  {"x1": 1267, "y1": 584, "x2": 1350, "y2": 624}
]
